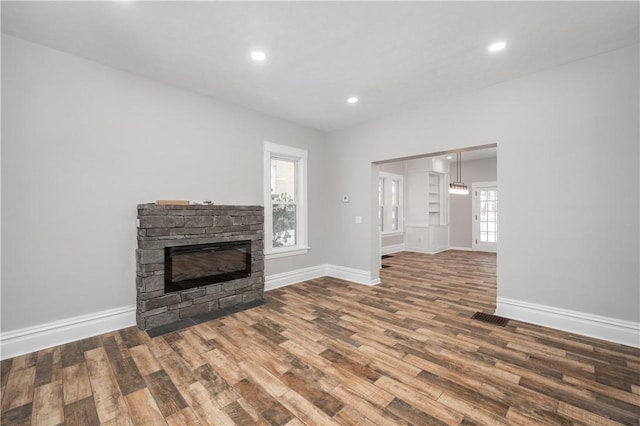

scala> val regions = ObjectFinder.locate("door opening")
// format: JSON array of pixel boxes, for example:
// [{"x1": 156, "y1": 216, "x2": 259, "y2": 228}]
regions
[{"x1": 472, "y1": 182, "x2": 498, "y2": 252}]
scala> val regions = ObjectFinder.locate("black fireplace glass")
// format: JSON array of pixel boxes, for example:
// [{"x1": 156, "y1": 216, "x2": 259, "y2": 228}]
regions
[{"x1": 164, "y1": 240, "x2": 251, "y2": 293}]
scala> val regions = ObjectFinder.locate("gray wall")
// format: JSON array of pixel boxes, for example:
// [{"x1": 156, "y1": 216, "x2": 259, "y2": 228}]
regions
[
  {"x1": 326, "y1": 45, "x2": 639, "y2": 323},
  {"x1": 1, "y1": 36, "x2": 327, "y2": 331},
  {"x1": 2, "y1": 35, "x2": 638, "y2": 335},
  {"x1": 449, "y1": 158, "x2": 497, "y2": 248}
]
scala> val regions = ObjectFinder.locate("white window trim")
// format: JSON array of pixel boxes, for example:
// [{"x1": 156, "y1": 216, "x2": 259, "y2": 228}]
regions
[
  {"x1": 379, "y1": 171, "x2": 404, "y2": 234},
  {"x1": 264, "y1": 141, "x2": 309, "y2": 259}
]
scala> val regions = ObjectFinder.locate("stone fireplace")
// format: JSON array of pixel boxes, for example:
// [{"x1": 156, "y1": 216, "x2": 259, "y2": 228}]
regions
[{"x1": 135, "y1": 203, "x2": 264, "y2": 331}]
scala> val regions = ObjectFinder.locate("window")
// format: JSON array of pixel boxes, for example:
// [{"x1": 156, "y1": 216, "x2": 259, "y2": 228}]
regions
[
  {"x1": 391, "y1": 179, "x2": 399, "y2": 231},
  {"x1": 378, "y1": 178, "x2": 384, "y2": 231},
  {"x1": 479, "y1": 189, "x2": 498, "y2": 243},
  {"x1": 378, "y1": 172, "x2": 404, "y2": 234},
  {"x1": 264, "y1": 142, "x2": 308, "y2": 258}
]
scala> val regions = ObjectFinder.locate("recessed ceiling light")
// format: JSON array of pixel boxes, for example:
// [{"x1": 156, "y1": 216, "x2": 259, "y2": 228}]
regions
[
  {"x1": 446, "y1": 156, "x2": 453, "y2": 160},
  {"x1": 347, "y1": 97, "x2": 358, "y2": 104},
  {"x1": 488, "y1": 41, "x2": 507, "y2": 53},
  {"x1": 251, "y1": 51, "x2": 266, "y2": 61}
]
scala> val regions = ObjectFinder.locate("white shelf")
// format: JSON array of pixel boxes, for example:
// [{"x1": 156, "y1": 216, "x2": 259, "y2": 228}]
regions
[{"x1": 428, "y1": 172, "x2": 441, "y2": 225}]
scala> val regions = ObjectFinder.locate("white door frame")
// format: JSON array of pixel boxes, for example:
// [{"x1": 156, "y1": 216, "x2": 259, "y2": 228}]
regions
[{"x1": 472, "y1": 181, "x2": 498, "y2": 253}]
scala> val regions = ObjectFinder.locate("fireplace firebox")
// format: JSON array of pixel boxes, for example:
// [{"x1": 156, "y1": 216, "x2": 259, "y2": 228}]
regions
[{"x1": 165, "y1": 240, "x2": 251, "y2": 293}]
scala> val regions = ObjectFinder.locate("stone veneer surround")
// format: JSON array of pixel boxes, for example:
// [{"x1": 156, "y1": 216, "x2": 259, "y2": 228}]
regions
[{"x1": 136, "y1": 204, "x2": 264, "y2": 330}]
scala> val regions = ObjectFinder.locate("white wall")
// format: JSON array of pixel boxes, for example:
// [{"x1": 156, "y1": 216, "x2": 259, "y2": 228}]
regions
[
  {"x1": 326, "y1": 45, "x2": 639, "y2": 324},
  {"x1": 449, "y1": 157, "x2": 497, "y2": 248},
  {"x1": 378, "y1": 161, "x2": 405, "y2": 175},
  {"x1": 1, "y1": 36, "x2": 327, "y2": 332}
]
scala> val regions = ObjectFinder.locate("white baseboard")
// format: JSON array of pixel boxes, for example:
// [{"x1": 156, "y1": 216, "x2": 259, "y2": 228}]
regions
[
  {"x1": 431, "y1": 246, "x2": 449, "y2": 254},
  {"x1": 265, "y1": 263, "x2": 381, "y2": 291},
  {"x1": 404, "y1": 246, "x2": 430, "y2": 254},
  {"x1": 496, "y1": 297, "x2": 640, "y2": 348},
  {"x1": 326, "y1": 264, "x2": 381, "y2": 286},
  {"x1": 448, "y1": 246, "x2": 474, "y2": 251},
  {"x1": 405, "y1": 247, "x2": 449, "y2": 255},
  {"x1": 381, "y1": 243, "x2": 405, "y2": 255},
  {"x1": 264, "y1": 265, "x2": 326, "y2": 291},
  {"x1": 0, "y1": 305, "x2": 136, "y2": 360}
]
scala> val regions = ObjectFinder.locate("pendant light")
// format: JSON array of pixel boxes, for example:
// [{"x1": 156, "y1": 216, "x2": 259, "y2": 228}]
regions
[{"x1": 449, "y1": 152, "x2": 469, "y2": 195}]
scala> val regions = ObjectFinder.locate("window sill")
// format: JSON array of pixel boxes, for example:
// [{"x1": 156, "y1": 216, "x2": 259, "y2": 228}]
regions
[
  {"x1": 381, "y1": 231, "x2": 404, "y2": 237},
  {"x1": 265, "y1": 246, "x2": 311, "y2": 260}
]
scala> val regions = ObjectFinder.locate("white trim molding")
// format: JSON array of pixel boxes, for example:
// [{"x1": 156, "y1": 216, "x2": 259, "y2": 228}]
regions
[
  {"x1": 404, "y1": 247, "x2": 449, "y2": 255},
  {"x1": 264, "y1": 265, "x2": 326, "y2": 291},
  {"x1": 265, "y1": 246, "x2": 310, "y2": 260},
  {"x1": 448, "y1": 246, "x2": 474, "y2": 251},
  {"x1": 265, "y1": 264, "x2": 381, "y2": 292},
  {"x1": 326, "y1": 264, "x2": 381, "y2": 286},
  {"x1": 381, "y1": 243, "x2": 406, "y2": 255},
  {"x1": 0, "y1": 305, "x2": 136, "y2": 360},
  {"x1": 496, "y1": 297, "x2": 640, "y2": 348}
]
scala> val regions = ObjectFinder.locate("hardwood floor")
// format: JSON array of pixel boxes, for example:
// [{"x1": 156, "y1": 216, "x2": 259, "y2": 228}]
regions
[{"x1": 2, "y1": 250, "x2": 639, "y2": 425}]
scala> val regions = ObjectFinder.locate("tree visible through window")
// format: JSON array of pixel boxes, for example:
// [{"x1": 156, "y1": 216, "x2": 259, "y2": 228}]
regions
[{"x1": 271, "y1": 158, "x2": 297, "y2": 247}]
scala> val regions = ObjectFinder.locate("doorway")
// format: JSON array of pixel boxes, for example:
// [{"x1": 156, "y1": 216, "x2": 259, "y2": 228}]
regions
[
  {"x1": 472, "y1": 182, "x2": 498, "y2": 253},
  {"x1": 372, "y1": 143, "x2": 498, "y2": 277}
]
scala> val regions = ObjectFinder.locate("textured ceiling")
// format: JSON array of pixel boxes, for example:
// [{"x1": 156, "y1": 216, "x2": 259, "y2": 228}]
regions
[{"x1": 2, "y1": 1, "x2": 638, "y2": 131}]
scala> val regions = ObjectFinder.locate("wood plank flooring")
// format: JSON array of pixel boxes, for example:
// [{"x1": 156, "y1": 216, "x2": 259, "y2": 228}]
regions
[{"x1": 2, "y1": 250, "x2": 639, "y2": 425}]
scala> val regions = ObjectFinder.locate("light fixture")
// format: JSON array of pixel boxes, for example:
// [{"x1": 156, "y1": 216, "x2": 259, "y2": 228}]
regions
[
  {"x1": 488, "y1": 41, "x2": 506, "y2": 53},
  {"x1": 347, "y1": 97, "x2": 358, "y2": 104},
  {"x1": 251, "y1": 51, "x2": 266, "y2": 61},
  {"x1": 449, "y1": 152, "x2": 469, "y2": 195},
  {"x1": 446, "y1": 155, "x2": 453, "y2": 160}
]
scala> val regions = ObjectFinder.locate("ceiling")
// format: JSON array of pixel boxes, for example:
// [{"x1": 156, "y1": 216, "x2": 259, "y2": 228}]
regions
[{"x1": 2, "y1": 2, "x2": 638, "y2": 132}]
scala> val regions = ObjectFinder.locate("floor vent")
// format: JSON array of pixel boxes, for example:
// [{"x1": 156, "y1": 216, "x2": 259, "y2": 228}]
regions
[{"x1": 472, "y1": 312, "x2": 509, "y2": 327}]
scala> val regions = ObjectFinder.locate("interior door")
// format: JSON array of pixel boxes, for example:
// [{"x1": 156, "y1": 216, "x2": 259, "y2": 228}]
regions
[{"x1": 472, "y1": 182, "x2": 498, "y2": 253}]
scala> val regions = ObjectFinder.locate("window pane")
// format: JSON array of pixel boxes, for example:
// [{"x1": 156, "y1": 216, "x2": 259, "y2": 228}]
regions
[
  {"x1": 272, "y1": 204, "x2": 296, "y2": 247},
  {"x1": 379, "y1": 206, "x2": 384, "y2": 231},
  {"x1": 391, "y1": 180, "x2": 399, "y2": 205},
  {"x1": 392, "y1": 206, "x2": 398, "y2": 231},
  {"x1": 378, "y1": 178, "x2": 384, "y2": 205},
  {"x1": 271, "y1": 159, "x2": 296, "y2": 202},
  {"x1": 478, "y1": 188, "x2": 498, "y2": 245}
]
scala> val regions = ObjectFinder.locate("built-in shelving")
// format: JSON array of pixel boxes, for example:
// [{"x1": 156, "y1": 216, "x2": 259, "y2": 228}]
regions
[
  {"x1": 428, "y1": 172, "x2": 441, "y2": 225},
  {"x1": 404, "y1": 157, "x2": 449, "y2": 254}
]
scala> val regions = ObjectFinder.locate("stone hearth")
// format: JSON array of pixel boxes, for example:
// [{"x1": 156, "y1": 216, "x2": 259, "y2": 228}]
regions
[{"x1": 136, "y1": 203, "x2": 264, "y2": 330}]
